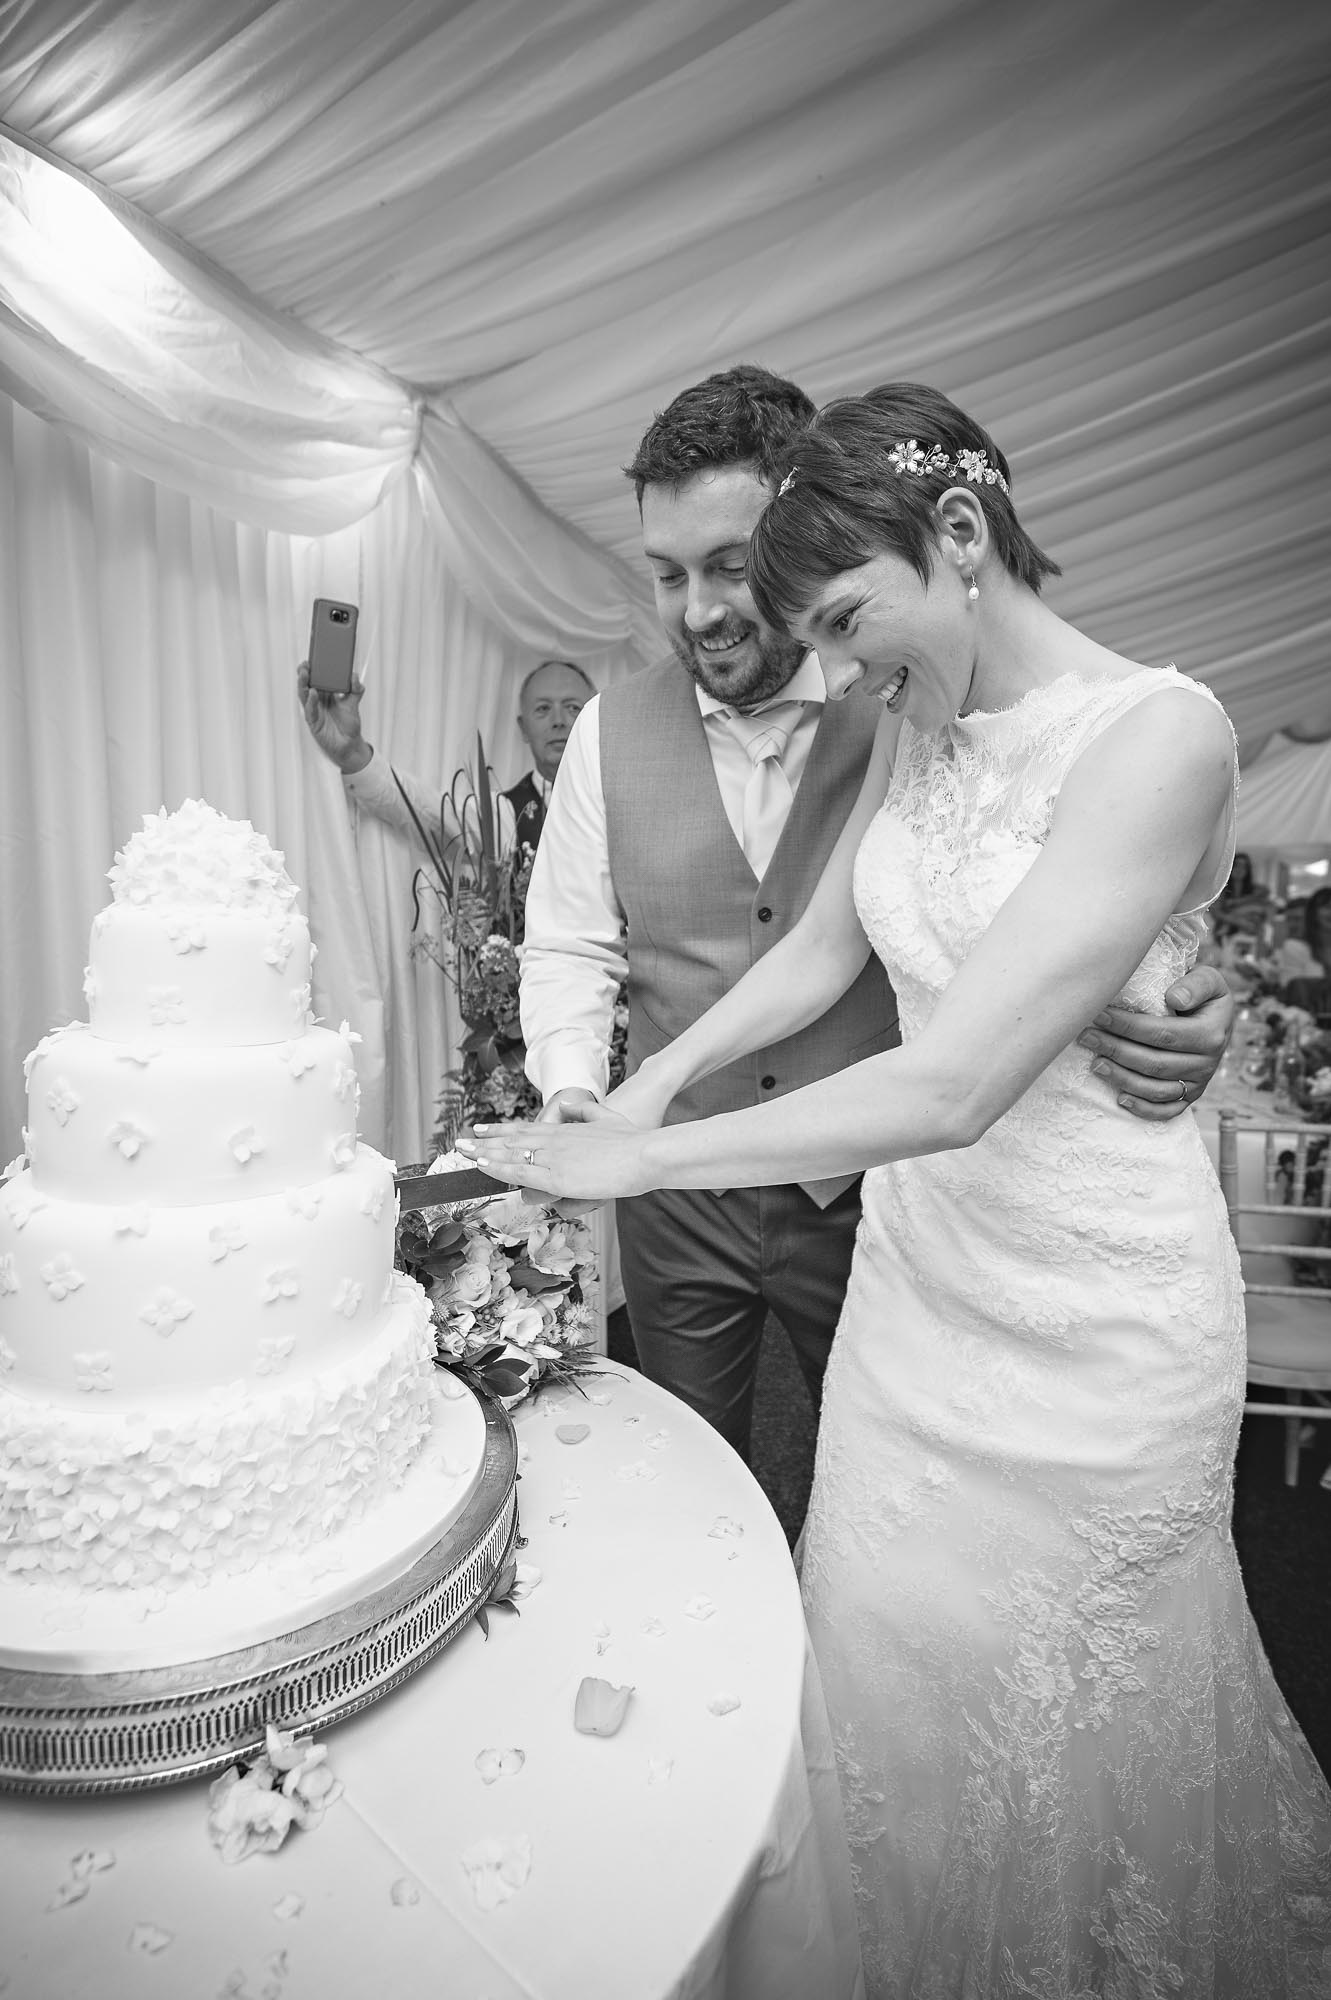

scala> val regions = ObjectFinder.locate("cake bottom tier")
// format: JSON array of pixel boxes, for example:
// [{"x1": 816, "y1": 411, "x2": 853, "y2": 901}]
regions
[
  {"x1": 0, "y1": 1370, "x2": 490, "y2": 1675},
  {"x1": 0, "y1": 1275, "x2": 437, "y2": 1593}
]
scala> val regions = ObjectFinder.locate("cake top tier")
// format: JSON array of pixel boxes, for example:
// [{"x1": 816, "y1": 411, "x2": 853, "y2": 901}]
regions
[{"x1": 109, "y1": 800, "x2": 299, "y2": 919}]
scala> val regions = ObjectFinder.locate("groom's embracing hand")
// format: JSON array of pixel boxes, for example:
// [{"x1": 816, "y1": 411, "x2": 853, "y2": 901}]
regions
[{"x1": 1076, "y1": 964, "x2": 1235, "y2": 1121}]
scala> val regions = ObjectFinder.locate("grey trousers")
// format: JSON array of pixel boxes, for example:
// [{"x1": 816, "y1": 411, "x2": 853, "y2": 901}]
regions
[{"x1": 614, "y1": 1179, "x2": 864, "y2": 1461}]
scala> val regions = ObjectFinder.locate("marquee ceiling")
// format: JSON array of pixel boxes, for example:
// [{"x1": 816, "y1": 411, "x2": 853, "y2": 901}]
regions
[{"x1": 2, "y1": 0, "x2": 1329, "y2": 756}]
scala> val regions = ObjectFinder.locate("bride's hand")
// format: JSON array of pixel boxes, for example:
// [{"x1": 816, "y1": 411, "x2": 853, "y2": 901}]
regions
[{"x1": 458, "y1": 1117, "x2": 651, "y2": 1203}]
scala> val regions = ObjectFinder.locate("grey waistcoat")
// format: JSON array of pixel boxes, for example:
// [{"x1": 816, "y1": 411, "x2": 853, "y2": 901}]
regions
[{"x1": 600, "y1": 658, "x2": 899, "y2": 1136}]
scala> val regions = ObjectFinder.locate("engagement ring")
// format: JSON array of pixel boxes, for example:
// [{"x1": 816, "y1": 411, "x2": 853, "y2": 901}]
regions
[{"x1": 523, "y1": 1148, "x2": 536, "y2": 1166}]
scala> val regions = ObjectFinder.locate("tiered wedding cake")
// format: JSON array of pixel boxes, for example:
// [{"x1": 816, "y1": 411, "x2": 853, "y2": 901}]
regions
[{"x1": 0, "y1": 801, "x2": 486, "y2": 1675}]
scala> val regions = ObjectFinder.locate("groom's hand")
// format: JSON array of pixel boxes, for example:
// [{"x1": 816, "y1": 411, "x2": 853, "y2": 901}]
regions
[
  {"x1": 537, "y1": 1088, "x2": 608, "y2": 1214},
  {"x1": 1077, "y1": 965, "x2": 1234, "y2": 1121}
]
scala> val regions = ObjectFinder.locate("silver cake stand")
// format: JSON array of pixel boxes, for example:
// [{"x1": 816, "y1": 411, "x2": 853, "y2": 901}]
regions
[{"x1": 0, "y1": 1391, "x2": 519, "y2": 1796}]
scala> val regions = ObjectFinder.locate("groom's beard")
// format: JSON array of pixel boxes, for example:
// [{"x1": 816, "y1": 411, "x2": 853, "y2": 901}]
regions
[{"x1": 668, "y1": 619, "x2": 806, "y2": 711}]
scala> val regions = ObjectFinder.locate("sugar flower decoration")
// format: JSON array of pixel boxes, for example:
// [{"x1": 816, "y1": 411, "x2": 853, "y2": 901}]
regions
[
  {"x1": 140, "y1": 1287, "x2": 193, "y2": 1335},
  {"x1": 113, "y1": 1204, "x2": 151, "y2": 1237},
  {"x1": 329, "y1": 1133, "x2": 356, "y2": 1171},
  {"x1": 337, "y1": 1020, "x2": 364, "y2": 1046},
  {"x1": 256, "y1": 1335, "x2": 296, "y2": 1375},
  {"x1": 5, "y1": 1184, "x2": 46, "y2": 1227},
  {"x1": 332, "y1": 1062, "x2": 358, "y2": 1101},
  {"x1": 208, "y1": 1218, "x2": 247, "y2": 1260},
  {"x1": 109, "y1": 1120, "x2": 148, "y2": 1160},
  {"x1": 82, "y1": 966, "x2": 100, "y2": 1003},
  {"x1": 206, "y1": 1726, "x2": 342, "y2": 1866},
  {"x1": 41, "y1": 1254, "x2": 85, "y2": 1301},
  {"x1": 74, "y1": 1350, "x2": 114, "y2": 1393},
  {"x1": 262, "y1": 1267, "x2": 301, "y2": 1303},
  {"x1": 164, "y1": 916, "x2": 207, "y2": 954},
  {"x1": 285, "y1": 1187, "x2": 321, "y2": 1220},
  {"x1": 115, "y1": 1041, "x2": 162, "y2": 1066},
  {"x1": 228, "y1": 1126, "x2": 265, "y2": 1165},
  {"x1": 146, "y1": 986, "x2": 186, "y2": 1026},
  {"x1": 0, "y1": 1335, "x2": 17, "y2": 1372},
  {"x1": 474, "y1": 1747, "x2": 525, "y2": 1785},
  {"x1": 0, "y1": 1254, "x2": 17, "y2": 1296},
  {"x1": 331, "y1": 1278, "x2": 364, "y2": 1319},
  {"x1": 360, "y1": 1182, "x2": 386, "y2": 1222},
  {"x1": 45, "y1": 1078, "x2": 80, "y2": 1126},
  {"x1": 264, "y1": 921, "x2": 296, "y2": 970},
  {"x1": 281, "y1": 1042, "x2": 317, "y2": 1078}
]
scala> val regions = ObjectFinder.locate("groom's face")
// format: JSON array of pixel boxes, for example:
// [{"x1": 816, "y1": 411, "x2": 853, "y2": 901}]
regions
[{"x1": 640, "y1": 466, "x2": 806, "y2": 710}]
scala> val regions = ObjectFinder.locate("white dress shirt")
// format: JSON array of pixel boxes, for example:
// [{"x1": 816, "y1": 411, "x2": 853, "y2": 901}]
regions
[
  {"x1": 344, "y1": 751, "x2": 541, "y2": 853},
  {"x1": 520, "y1": 655, "x2": 828, "y2": 1102}
]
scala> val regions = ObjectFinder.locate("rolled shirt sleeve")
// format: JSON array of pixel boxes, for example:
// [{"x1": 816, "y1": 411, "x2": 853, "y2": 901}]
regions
[{"x1": 519, "y1": 697, "x2": 627, "y2": 1102}]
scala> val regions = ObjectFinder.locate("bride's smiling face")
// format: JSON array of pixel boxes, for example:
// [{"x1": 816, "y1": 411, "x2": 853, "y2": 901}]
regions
[{"x1": 791, "y1": 547, "x2": 978, "y2": 731}]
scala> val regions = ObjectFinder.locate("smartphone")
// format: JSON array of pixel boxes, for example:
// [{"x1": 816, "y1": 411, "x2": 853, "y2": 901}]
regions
[{"x1": 307, "y1": 598, "x2": 359, "y2": 695}]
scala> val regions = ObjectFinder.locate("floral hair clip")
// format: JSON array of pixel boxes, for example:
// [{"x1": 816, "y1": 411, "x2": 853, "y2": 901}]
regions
[
  {"x1": 777, "y1": 470, "x2": 797, "y2": 497},
  {"x1": 886, "y1": 440, "x2": 1009, "y2": 495}
]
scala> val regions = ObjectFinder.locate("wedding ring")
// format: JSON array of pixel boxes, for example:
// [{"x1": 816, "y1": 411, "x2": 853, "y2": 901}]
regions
[
  {"x1": 1178, "y1": 1079, "x2": 1190, "y2": 1102},
  {"x1": 523, "y1": 1148, "x2": 536, "y2": 1166}
]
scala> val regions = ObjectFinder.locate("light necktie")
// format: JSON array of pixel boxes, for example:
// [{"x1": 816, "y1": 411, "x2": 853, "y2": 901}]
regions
[{"x1": 726, "y1": 704, "x2": 801, "y2": 878}]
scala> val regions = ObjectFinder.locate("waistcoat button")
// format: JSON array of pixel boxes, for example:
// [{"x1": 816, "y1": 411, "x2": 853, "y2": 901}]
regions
[
  {"x1": 756, "y1": 905, "x2": 773, "y2": 922},
  {"x1": 760, "y1": 1074, "x2": 776, "y2": 1090}
]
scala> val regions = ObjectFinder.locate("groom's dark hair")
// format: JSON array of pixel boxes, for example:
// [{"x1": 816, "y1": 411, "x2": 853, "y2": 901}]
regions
[{"x1": 625, "y1": 364, "x2": 816, "y2": 508}]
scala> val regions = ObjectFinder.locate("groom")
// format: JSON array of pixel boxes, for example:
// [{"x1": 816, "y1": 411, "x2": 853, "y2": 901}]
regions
[{"x1": 520, "y1": 365, "x2": 1233, "y2": 1460}]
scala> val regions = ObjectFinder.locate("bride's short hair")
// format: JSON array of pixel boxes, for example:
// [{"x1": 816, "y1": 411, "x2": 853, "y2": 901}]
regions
[{"x1": 748, "y1": 382, "x2": 1060, "y2": 632}]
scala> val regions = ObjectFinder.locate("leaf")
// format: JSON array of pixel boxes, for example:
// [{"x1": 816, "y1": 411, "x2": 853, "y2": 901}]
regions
[
  {"x1": 506, "y1": 1265, "x2": 567, "y2": 1293},
  {"x1": 482, "y1": 1361, "x2": 537, "y2": 1398}
]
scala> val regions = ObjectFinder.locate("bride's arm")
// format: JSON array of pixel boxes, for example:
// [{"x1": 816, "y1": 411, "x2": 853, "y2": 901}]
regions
[
  {"x1": 609, "y1": 708, "x2": 899, "y2": 1121},
  {"x1": 470, "y1": 689, "x2": 1233, "y2": 1196}
]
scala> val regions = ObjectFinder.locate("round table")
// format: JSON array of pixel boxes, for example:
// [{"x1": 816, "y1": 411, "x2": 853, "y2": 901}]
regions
[{"x1": 0, "y1": 1364, "x2": 864, "y2": 2000}]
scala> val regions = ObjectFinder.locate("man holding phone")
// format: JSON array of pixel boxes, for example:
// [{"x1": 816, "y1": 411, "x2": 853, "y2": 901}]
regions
[{"x1": 296, "y1": 651, "x2": 595, "y2": 854}]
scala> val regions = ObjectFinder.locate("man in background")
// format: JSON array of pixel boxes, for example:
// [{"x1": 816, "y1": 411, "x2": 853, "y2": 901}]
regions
[
  {"x1": 297, "y1": 655, "x2": 594, "y2": 853},
  {"x1": 518, "y1": 365, "x2": 1236, "y2": 1461}
]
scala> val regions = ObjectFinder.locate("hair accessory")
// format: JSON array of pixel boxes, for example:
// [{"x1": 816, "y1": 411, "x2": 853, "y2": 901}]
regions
[
  {"x1": 966, "y1": 566, "x2": 979, "y2": 602},
  {"x1": 777, "y1": 470, "x2": 797, "y2": 497},
  {"x1": 886, "y1": 440, "x2": 1010, "y2": 496}
]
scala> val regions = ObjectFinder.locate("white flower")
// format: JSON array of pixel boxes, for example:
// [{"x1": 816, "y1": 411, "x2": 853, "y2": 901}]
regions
[
  {"x1": 474, "y1": 1747, "x2": 525, "y2": 1785},
  {"x1": 146, "y1": 986, "x2": 186, "y2": 1025},
  {"x1": 281, "y1": 1042, "x2": 317, "y2": 1078},
  {"x1": 115, "y1": 1041, "x2": 162, "y2": 1066},
  {"x1": 286, "y1": 1187, "x2": 322, "y2": 1220},
  {"x1": 332, "y1": 1062, "x2": 358, "y2": 1100},
  {"x1": 360, "y1": 1182, "x2": 385, "y2": 1222},
  {"x1": 164, "y1": 916, "x2": 207, "y2": 954},
  {"x1": 228, "y1": 1125, "x2": 264, "y2": 1165},
  {"x1": 707, "y1": 1692, "x2": 742, "y2": 1716},
  {"x1": 5, "y1": 1184, "x2": 45, "y2": 1227},
  {"x1": 41, "y1": 1254, "x2": 85, "y2": 1301},
  {"x1": 46, "y1": 1077, "x2": 80, "y2": 1125},
  {"x1": 208, "y1": 1218, "x2": 246, "y2": 1260},
  {"x1": 0, "y1": 1335, "x2": 17, "y2": 1371},
  {"x1": 337, "y1": 1019, "x2": 363, "y2": 1046},
  {"x1": 328, "y1": 1133, "x2": 356, "y2": 1171},
  {"x1": 684, "y1": 1595, "x2": 716, "y2": 1621},
  {"x1": 113, "y1": 1204, "x2": 151, "y2": 1237},
  {"x1": 264, "y1": 922, "x2": 295, "y2": 971},
  {"x1": 262, "y1": 1267, "x2": 301, "y2": 1303},
  {"x1": 331, "y1": 1278, "x2": 363, "y2": 1319},
  {"x1": 82, "y1": 965, "x2": 100, "y2": 1003},
  {"x1": 443, "y1": 1261, "x2": 494, "y2": 1310},
  {"x1": 139, "y1": 1287, "x2": 193, "y2": 1335},
  {"x1": 498, "y1": 1304, "x2": 545, "y2": 1350},
  {"x1": 74, "y1": 1350, "x2": 113, "y2": 1393},
  {"x1": 524, "y1": 1218, "x2": 581, "y2": 1277},
  {"x1": 109, "y1": 1120, "x2": 148, "y2": 1160},
  {"x1": 206, "y1": 1767, "x2": 296, "y2": 1866},
  {"x1": 0, "y1": 1254, "x2": 17, "y2": 1295},
  {"x1": 256, "y1": 1335, "x2": 295, "y2": 1375}
]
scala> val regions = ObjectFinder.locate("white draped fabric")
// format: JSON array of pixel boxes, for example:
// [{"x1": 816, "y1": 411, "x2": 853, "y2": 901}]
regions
[{"x1": 1, "y1": 0, "x2": 1329, "y2": 1162}]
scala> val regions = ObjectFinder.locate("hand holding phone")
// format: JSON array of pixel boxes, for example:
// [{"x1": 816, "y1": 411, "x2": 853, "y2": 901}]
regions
[{"x1": 298, "y1": 600, "x2": 370, "y2": 774}]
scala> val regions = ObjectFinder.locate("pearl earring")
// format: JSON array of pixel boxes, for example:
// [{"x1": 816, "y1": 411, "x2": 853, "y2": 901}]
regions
[{"x1": 966, "y1": 566, "x2": 979, "y2": 602}]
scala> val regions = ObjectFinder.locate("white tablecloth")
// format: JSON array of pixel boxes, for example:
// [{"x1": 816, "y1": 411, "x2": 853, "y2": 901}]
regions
[{"x1": 0, "y1": 1365, "x2": 864, "y2": 2000}]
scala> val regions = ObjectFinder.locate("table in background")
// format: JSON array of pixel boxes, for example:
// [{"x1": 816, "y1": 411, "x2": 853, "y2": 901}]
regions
[{"x1": 0, "y1": 1365, "x2": 863, "y2": 2000}]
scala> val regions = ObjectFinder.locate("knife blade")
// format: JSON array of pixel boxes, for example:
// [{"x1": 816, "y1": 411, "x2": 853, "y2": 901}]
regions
[{"x1": 393, "y1": 1165, "x2": 509, "y2": 1210}]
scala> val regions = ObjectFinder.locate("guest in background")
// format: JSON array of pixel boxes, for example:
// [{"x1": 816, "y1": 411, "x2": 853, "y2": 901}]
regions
[
  {"x1": 1284, "y1": 883, "x2": 1331, "y2": 1015},
  {"x1": 296, "y1": 654, "x2": 594, "y2": 855}
]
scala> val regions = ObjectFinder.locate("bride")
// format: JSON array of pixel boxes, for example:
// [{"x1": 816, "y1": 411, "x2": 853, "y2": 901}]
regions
[{"x1": 466, "y1": 382, "x2": 1331, "y2": 1995}]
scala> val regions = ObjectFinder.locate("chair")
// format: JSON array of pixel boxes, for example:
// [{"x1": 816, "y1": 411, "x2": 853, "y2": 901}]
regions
[{"x1": 1218, "y1": 1110, "x2": 1331, "y2": 1486}]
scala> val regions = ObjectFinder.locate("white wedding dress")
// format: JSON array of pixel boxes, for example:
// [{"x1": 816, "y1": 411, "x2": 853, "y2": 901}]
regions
[{"x1": 800, "y1": 667, "x2": 1331, "y2": 1998}]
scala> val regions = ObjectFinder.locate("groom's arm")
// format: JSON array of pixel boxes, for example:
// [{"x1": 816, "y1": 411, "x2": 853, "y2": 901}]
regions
[{"x1": 1075, "y1": 964, "x2": 1234, "y2": 1121}]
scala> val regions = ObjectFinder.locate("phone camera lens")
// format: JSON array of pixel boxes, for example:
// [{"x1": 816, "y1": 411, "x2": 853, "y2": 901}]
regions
[{"x1": 331, "y1": 608, "x2": 349, "y2": 624}]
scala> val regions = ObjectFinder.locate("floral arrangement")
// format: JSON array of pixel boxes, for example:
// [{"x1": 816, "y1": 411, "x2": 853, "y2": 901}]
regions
[
  {"x1": 1247, "y1": 1001, "x2": 1331, "y2": 1117},
  {"x1": 395, "y1": 1153, "x2": 600, "y2": 1406},
  {"x1": 394, "y1": 737, "x2": 628, "y2": 1154}
]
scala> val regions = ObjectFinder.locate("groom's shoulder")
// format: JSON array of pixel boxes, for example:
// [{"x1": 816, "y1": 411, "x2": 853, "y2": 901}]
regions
[{"x1": 600, "y1": 656, "x2": 693, "y2": 728}]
